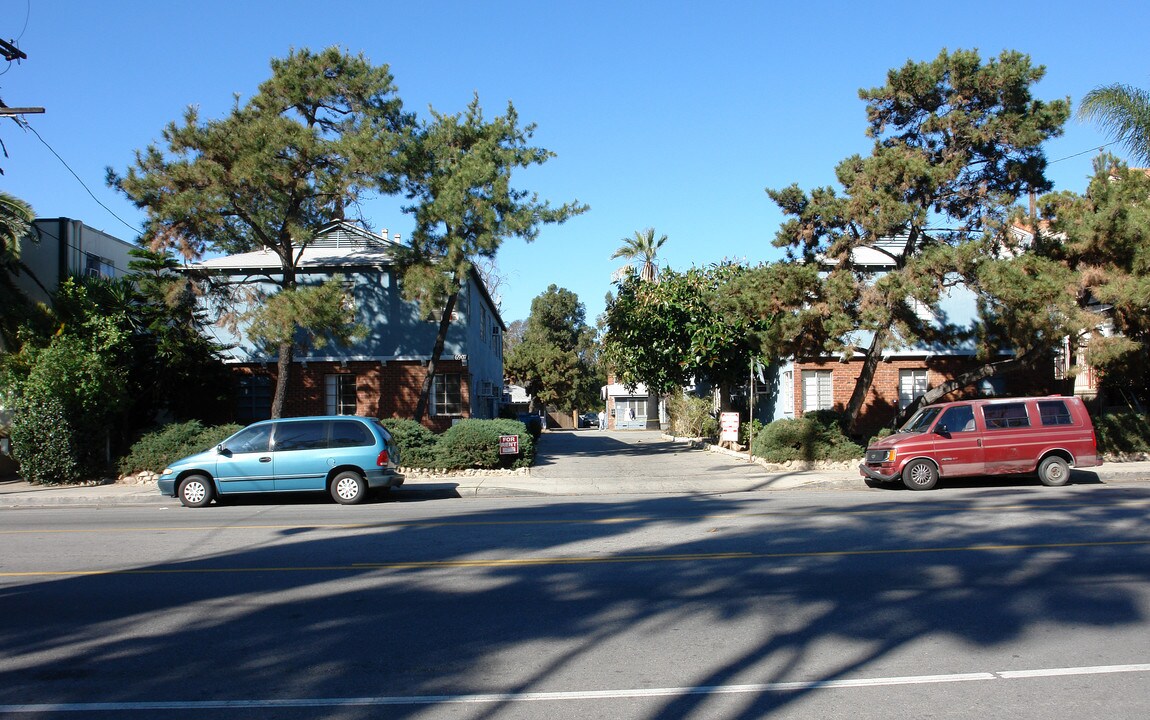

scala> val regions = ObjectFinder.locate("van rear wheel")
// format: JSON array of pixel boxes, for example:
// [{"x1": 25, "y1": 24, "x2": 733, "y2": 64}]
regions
[
  {"x1": 330, "y1": 471, "x2": 367, "y2": 505},
  {"x1": 1038, "y1": 456, "x2": 1071, "y2": 487},
  {"x1": 902, "y1": 460, "x2": 938, "y2": 491}
]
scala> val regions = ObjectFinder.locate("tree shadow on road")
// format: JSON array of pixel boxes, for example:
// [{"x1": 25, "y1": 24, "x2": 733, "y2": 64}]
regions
[{"x1": 2, "y1": 488, "x2": 1149, "y2": 719}]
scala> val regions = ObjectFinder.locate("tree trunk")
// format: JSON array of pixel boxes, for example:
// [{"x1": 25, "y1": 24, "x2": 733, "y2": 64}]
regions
[
  {"x1": 844, "y1": 327, "x2": 887, "y2": 432},
  {"x1": 645, "y1": 387, "x2": 661, "y2": 430},
  {"x1": 270, "y1": 340, "x2": 293, "y2": 419},
  {"x1": 413, "y1": 288, "x2": 460, "y2": 423}
]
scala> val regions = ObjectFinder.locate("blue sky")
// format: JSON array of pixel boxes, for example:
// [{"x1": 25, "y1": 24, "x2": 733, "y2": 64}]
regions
[{"x1": 2, "y1": 0, "x2": 1147, "y2": 325}]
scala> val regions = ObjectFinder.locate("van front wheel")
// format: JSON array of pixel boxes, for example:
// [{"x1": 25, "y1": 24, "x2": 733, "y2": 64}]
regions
[
  {"x1": 902, "y1": 460, "x2": 938, "y2": 491},
  {"x1": 1038, "y1": 456, "x2": 1071, "y2": 487},
  {"x1": 178, "y1": 475, "x2": 214, "y2": 508},
  {"x1": 331, "y1": 471, "x2": 367, "y2": 505}
]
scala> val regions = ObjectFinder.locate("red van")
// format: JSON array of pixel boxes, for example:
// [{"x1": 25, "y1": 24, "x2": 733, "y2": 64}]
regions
[{"x1": 860, "y1": 396, "x2": 1102, "y2": 490}]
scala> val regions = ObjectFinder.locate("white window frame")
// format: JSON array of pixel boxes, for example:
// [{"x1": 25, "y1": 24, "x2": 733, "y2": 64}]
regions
[
  {"x1": 802, "y1": 370, "x2": 833, "y2": 412},
  {"x1": 899, "y1": 369, "x2": 929, "y2": 409}
]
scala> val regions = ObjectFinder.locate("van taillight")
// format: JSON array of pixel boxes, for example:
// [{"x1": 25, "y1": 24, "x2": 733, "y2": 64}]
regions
[{"x1": 377, "y1": 450, "x2": 389, "y2": 467}]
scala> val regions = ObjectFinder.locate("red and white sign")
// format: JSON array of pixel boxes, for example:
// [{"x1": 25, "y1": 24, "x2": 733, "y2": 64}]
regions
[
  {"x1": 720, "y1": 412, "x2": 740, "y2": 443},
  {"x1": 499, "y1": 435, "x2": 520, "y2": 455}
]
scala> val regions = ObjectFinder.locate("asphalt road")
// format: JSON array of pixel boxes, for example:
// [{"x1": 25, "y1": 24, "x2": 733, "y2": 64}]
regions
[{"x1": 2, "y1": 484, "x2": 1150, "y2": 719}]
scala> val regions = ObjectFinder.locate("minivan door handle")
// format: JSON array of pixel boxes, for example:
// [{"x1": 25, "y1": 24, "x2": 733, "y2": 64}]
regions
[{"x1": 259, "y1": 456, "x2": 272, "y2": 463}]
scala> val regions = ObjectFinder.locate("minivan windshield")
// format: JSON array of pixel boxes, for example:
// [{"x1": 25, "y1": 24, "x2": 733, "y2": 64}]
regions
[{"x1": 900, "y1": 406, "x2": 942, "y2": 433}]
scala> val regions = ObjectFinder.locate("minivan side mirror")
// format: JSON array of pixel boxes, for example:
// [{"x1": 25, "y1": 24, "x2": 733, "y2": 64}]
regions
[{"x1": 216, "y1": 444, "x2": 231, "y2": 456}]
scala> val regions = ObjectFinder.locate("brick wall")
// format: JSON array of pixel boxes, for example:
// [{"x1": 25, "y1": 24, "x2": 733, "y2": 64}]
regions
[{"x1": 230, "y1": 359, "x2": 471, "y2": 432}]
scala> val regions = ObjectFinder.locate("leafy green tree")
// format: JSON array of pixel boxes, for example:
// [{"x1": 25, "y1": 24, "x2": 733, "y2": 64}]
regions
[
  {"x1": 396, "y1": 96, "x2": 587, "y2": 422},
  {"x1": 1078, "y1": 81, "x2": 1150, "y2": 165},
  {"x1": 767, "y1": 49, "x2": 1070, "y2": 428},
  {"x1": 504, "y1": 285, "x2": 600, "y2": 412},
  {"x1": 110, "y1": 47, "x2": 411, "y2": 417},
  {"x1": 603, "y1": 263, "x2": 762, "y2": 413},
  {"x1": 612, "y1": 227, "x2": 667, "y2": 282},
  {"x1": 1040, "y1": 155, "x2": 1150, "y2": 404},
  {"x1": 4, "y1": 279, "x2": 131, "y2": 481}
]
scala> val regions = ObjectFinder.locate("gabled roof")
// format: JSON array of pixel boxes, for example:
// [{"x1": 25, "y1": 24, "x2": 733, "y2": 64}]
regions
[
  {"x1": 187, "y1": 219, "x2": 508, "y2": 330},
  {"x1": 190, "y1": 220, "x2": 402, "y2": 273}
]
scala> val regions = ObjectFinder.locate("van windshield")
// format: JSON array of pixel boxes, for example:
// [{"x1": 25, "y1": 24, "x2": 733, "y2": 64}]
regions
[{"x1": 900, "y1": 407, "x2": 942, "y2": 433}]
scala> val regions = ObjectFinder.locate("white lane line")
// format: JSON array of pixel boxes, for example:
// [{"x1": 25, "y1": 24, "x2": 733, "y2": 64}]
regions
[{"x1": 3, "y1": 663, "x2": 1148, "y2": 713}]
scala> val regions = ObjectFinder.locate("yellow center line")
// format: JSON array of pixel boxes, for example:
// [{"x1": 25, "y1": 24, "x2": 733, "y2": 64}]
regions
[
  {"x1": 3, "y1": 498, "x2": 1149, "y2": 536},
  {"x1": 3, "y1": 539, "x2": 1148, "y2": 577}
]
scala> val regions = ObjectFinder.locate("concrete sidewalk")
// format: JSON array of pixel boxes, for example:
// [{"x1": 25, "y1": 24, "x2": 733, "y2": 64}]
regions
[{"x1": 2, "y1": 430, "x2": 1147, "y2": 507}]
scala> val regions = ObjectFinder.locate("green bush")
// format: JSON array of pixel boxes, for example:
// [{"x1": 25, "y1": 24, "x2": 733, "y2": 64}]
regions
[
  {"x1": 752, "y1": 411, "x2": 863, "y2": 463},
  {"x1": 117, "y1": 421, "x2": 243, "y2": 476},
  {"x1": 434, "y1": 419, "x2": 535, "y2": 470},
  {"x1": 666, "y1": 393, "x2": 719, "y2": 439},
  {"x1": 380, "y1": 418, "x2": 440, "y2": 468},
  {"x1": 1094, "y1": 410, "x2": 1150, "y2": 454},
  {"x1": 10, "y1": 393, "x2": 83, "y2": 484}
]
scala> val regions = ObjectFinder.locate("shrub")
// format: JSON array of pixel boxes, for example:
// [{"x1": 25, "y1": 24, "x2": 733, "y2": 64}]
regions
[
  {"x1": 666, "y1": 393, "x2": 718, "y2": 439},
  {"x1": 380, "y1": 418, "x2": 440, "y2": 468},
  {"x1": 10, "y1": 393, "x2": 83, "y2": 484},
  {"x1": 117, "y1": 421, "x2": 243, "y2": 476},
  {"x1": 752, "y1": 411, "x2": 863, "y2": 463},
  {"x1": 1094, "y1": 410, "x2": 1150, "y2": 454},
  {"x1": 434, "y1": 419, "x2": 535, "y2": 470}
]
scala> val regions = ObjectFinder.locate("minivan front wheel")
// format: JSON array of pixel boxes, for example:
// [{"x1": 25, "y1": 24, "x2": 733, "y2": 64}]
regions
[
  {"x1": 902, "y1": 460, "x2": 939, "y2": 491},
  {"x1": 178, "y1": 475, "x2": 214, "y2": 508},
  {"x1": 1038, "y1": 456, "x2": 1071, "y2": 487},
  {"x1": 330, "y1": 471, "x2": 367, "y2": 505}
]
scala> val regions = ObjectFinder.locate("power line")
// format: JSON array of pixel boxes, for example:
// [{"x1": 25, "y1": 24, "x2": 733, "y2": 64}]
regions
[
  {"x1": 24, "y1": 122, "x2": 141, "y2": 236},
  {"x1": 1049, "y1": 140, "x2": 1119, "y2": 164}
]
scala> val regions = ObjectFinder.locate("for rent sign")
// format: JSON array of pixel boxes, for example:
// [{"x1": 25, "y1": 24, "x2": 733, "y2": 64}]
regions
[{"x1": 499, "y1": 434, "x2": 520, "y2": 455}]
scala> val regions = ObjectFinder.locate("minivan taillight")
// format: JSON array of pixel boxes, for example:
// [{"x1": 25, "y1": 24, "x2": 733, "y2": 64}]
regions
[{"x1": 376, "y1": 450, "x2": 390, "y2": 467}]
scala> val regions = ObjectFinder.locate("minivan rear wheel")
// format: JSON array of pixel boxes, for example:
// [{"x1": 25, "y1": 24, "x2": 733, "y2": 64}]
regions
[
  {"x1": 178, "y1": 474, "x2": 214, "y2": 508},
  {"x1": 902, "y1": 460, "x2": 939, "y2": 491},
  {"x1": 330, "y1": 471, "x2": 367, "y2": 505},
  {"x1": 1038, "y1": 456, "x2": 1071, "y2": 487}
]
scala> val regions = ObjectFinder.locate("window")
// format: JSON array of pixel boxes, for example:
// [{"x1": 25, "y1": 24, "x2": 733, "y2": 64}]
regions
[
  {"x1": 938, "y1": 405, "x2": 975, "y2": 433},
  {"x1": 331, "y1": 420, "x2": 373, "y2": 448},
  {"x1": 225, "y1": 425, "x2": 272, "y2": 454},
  {"x1": 275, "y1": 421, "x2": 328, "y2": 451},
  {"x1": 802, "y1": 370, "x2": 833, "y2": 412},
  {"x1": 432, "y1": 373, "x2": 463, "y2": 416},
  {"x1": 899, "y1": 369, "x2": 929, "y2": 409},
  {"x1": 236, "y1": 375, "x2": 272, "y2": 423},
  {"x1": 1038, "y1": 400, "x2": 1073, "y2": 426},
  {"x1": 84, "y1": 253, "x2": 116, "y2": 280},
  {"x1": 325, "y1": 374, "x2": 358, "y2": 415},
  {"x1": 615, "y1": 397, "x2": 647, "y2": 421},
  {"x1": 983, "y1": 402, "x2": 1030, "y2": 430}
]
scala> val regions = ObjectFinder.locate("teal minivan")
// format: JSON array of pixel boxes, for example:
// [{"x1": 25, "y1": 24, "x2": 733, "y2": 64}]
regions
[{"x1": 157, "y1": 416, "x2": 404, "y2": 507}]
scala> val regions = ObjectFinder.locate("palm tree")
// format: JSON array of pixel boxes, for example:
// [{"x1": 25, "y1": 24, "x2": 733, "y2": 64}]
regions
[
  {"x1": 1078, "y1": 81, "x2": 1150, "y2": 166},
  {"x1": 0, "y1": 191, "x2": 36, "y2": 352},
  {"x1": 611, "y1": 227, "x2": 669, "y2": 430},
  {"x1": 612, "y1": 227, "x2": 667, "y2": 283}
]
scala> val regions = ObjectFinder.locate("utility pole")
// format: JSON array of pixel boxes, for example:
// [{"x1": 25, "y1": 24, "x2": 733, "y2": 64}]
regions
[{"x1": 0, "y1": 38, "x2": 44, "y2": 115}]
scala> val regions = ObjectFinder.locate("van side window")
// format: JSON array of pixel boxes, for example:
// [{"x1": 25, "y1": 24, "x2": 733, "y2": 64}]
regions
[
  {"x1": 227, "y1": 426, "x2": 271, "y2": 454},
  {"x1": 1038, "y1": 400, "x2": 1073, "y2": 426},
  {"x1": 275, "y1": 421, "x2": 328, "y2": 451},
  {"x1": 331, "y1": 420, "x2": 373, "y2": 448},
  {"x1": 982, "y1": 402, "x2": 1030, "y2": 430},
  {"x1": 938, "y1": 405, "x2": 975, "y2": 433}
]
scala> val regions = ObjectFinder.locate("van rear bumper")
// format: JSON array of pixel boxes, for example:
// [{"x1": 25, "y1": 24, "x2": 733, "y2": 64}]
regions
[{"x1": 859, "y1": 463, "x2": 900, "y2": 483}]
